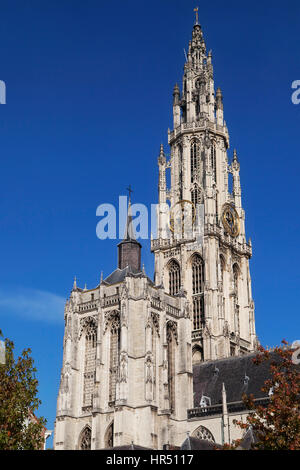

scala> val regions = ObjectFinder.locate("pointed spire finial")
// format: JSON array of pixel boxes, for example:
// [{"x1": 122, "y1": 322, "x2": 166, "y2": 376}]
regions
[
  {"x1": 233, "y1": 149, "x2": 238, "y2": 161},
  {"x1": 73, "y1": 276, "x2": 77, "y2": 290},
  {"x1": 123, "y1": 187, "x2": 136, "y2": 241},
  {"x1": 126, "y1": 184, "x2": 133, "y2": 205},
  {"x1": 84, "y1": 283, "x2": 87, "y2": 291},
  {"x1": 194, "y1": 7, "x2": 199, "y2": 25},
  {"x1": 100, "y1": 271, "x2": 103, "y2": 284}
]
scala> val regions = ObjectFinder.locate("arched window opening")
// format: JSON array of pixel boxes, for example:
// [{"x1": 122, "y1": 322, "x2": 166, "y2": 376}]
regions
[
  {"x1": 192, "y1": 255, "x2": 204, "y2": 294},
  {"x1": 233, "y1": 264, "x2": 239, "y2": 295},
  {"x1": 169, "y1": 260, "x2": 181, "y2": 296},
  {"x1": 167, "y1": 322, "x2": 177, "y2": 412},
  {"x1": 192, "y1": 255, "x2": 205, "y2": 330},
  {"x1": 105, "y1": 422, "x2": 114, "y2": 449},
  {"x1": 192, "y1": 345, "x2": 203, "y2": 364},
  {"x1": 79, "y1": 426, "x2": 92, "y2": 450},
  {"x1": 178, "y1": 145, "x2": 183, "y2": 200},
  {"x1": 192, "y1": 425, "x2": 215, "y2": 442},
  {"x1": 191, "y1": 141, "x2": 200, "y2": 183},
  {"x1": 151, "y1": 324, "x2": 157, "y2": 401},
  {"x1": 191, "y1": 185, "x2": 202, "y2": 220},
  {"x1": 83, "y1": 325, "x2": 97, "y2": 407},
  {"x1": 220, "y1": 256, "x2": 225, "y2": 287},
  {"x1": 210, "y1": 144, "x2": 216, "y2": 182},
  {"x1": 109, "y1": 315, "x2": 120, "y2": 405}
]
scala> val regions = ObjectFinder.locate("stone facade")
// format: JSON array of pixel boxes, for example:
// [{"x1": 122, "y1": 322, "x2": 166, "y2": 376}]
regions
[{"x1": 54, "y1": 18, "x2": 259, "y2": 450}]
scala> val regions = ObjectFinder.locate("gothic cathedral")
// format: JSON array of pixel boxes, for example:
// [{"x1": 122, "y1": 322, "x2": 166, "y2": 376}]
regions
[{"x1": 54, "y1": 17, "x2": 258, "y2": 450}]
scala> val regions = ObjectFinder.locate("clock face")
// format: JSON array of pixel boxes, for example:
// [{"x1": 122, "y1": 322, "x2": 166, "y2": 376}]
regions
[{"x1": 222, "y1": 204, "x2": 240, "y2": 237}]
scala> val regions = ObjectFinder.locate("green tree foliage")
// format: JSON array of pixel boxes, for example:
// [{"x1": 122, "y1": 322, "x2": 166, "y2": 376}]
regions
[
  {"x1": 227, "y1": 341, "x2": 300, "y2": 450},
  {"x1": 0, "y1": 329, "x2": 46, "y2": 450}
]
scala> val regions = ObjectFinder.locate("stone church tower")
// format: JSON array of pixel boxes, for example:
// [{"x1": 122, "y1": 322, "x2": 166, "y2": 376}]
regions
[
  {"x1": 54, "y1": 17, "x2": 257, "y2": 450},
  {"x1": 151, "y1": 19, "x2": 256, "y2": 363}
]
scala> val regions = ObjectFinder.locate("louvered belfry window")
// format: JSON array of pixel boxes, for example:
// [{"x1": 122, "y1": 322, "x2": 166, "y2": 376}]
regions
[{"x1": 191, "y1": 141, "x2": 200, "y2": 183}]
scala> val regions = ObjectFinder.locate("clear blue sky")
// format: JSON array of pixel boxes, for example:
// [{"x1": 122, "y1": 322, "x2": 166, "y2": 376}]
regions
[{"x1": 0, "y1": 0, "x2": 299, "y2": 448}]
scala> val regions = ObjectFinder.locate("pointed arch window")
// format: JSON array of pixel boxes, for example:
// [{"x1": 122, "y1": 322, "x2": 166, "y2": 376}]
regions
[
  {"x1": 220, "y1": 255, "x2": 225, "y2": 288},
  {"x1": 192, "y1": 255, "x2": 205, "y2": 330},
  {"x1": 169, "y1": 260, "x2": 181, "y2": 296},
  {"x1": 192, "y1": 425, "x2": 215, "y2": 442},
  {"x1": 79, "y1": 426, "x2": 92, "y2": 450},
  {"x1": 191, "y1": 141, "x2": 200, "y2": 183},
  {"x1": 167, "y1": 322, "x2": 177, "y2": 412},
  {"x1": 232, "y1": 264, "x2": 240, "y2": 334},
  {"x1": 105, "y1": 422, "x2": 114, "y2": 449},
  {"x1": 233, "y1": 264, "x2": 239, "y2": 295},
  {"x1": 178, "y1": 145, "x2": 183, "y2": 200},
  {"x1": 210, "y1": 144, "x2": 216, "y2": 182},
  {"x1": 191, "y1": 185, "x2": 201, "y2": 219},
  {"x1": 109, "y1": 314, "x2": 120, "y2": 405},
  {"x1": 192, "y1": 345, "x2": 203, "y2": 364},
  {"x1": 83, "y1": 324, "x2": 97, "y2": 407}
]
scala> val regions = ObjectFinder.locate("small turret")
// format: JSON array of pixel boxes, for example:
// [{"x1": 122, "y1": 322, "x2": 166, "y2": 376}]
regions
[
  {"x1": 173, "y1": 83, "x2": 180, "y2": 105},
  {"x1": 215, "y1": 87, "x2": 223, "y2": 110},
  {"x1": 117, "y1": 193, "x2": 141, "y2": 271},
  {"x1": 215, "y1": 87, "x2": 224, "y2": 126},
  {"x1": 173, "y1": 84, "x2": 181, "y2": 128},
  {"x1": 158, "y1": 143, "x2": 166, "y2": 165}
]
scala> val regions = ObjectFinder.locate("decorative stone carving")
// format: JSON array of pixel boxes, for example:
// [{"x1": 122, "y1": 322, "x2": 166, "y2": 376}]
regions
[
  {"x1": 151, "y1": 311, "x2": 160, "y2": 336},
  {"x1": 104, "y1": 310, "x2": 120, "y2": 334},
  {"x1": 145, "y1": 354, "x2": 154, "y2": 384},
  {"x1": 166, "y1": 320, "x2": 178, "y2": 344},
  {"x1": 79, "y1": 316, "x2": 97, "y2": 339},
  {"x1": 118, "y1": 352, "x2": 128, "y2": 383}
]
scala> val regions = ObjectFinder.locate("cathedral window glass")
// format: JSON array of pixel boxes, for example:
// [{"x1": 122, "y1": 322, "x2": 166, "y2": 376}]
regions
[
  {"x1": 192, "y1": 255, "x2": 205, "y2": 330},
  {"x1": 169, "y1": 260, "x2": 181, "y2": 296},
  {"x1": 79, "y1": 426, "x2": 92, "y2": 450},
  {"x1": 83, "y1": 325, "x2": 97, "y2": 407}
]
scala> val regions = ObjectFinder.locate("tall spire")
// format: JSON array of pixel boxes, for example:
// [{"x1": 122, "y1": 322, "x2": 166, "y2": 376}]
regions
[{"x1": 117, "y1": 189, "x2": 142, "y2": 271}]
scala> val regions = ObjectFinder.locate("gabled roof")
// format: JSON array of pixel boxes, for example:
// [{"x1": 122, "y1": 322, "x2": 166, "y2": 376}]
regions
[
  {"x1": 192, "y1": 353, "x2": 273, "y2": 407},
  {"x1": 103, "y1": 265, "x2": 153, "y2": 286},
  {"x1": 181, "y1": 436, "x2": 222, "y2": 450}
]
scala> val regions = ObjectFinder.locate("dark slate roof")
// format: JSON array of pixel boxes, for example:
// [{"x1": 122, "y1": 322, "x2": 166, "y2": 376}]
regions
[
  {"x1": 181, "y1": 436, "x2": 222, "y2": 450},
  {"x1": 111, "y1": 444, "x2": 151, "y2": 450},
  {"x1": 193, "y1": 353, "x2": 275, "y2": 407},
  {"x1": 103, "y1": 265, "x2": 153, "y2": 286}
]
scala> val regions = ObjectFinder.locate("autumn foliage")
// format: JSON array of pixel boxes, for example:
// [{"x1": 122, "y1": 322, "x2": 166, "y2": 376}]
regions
[
  {"x1": 227, "y1": 341, "x2": 300, "y2": 450},
  {"x1": 0, "y1": 329, "x2": 46, "y2": 450}
]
